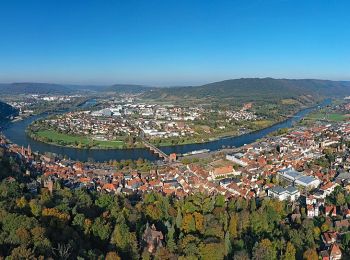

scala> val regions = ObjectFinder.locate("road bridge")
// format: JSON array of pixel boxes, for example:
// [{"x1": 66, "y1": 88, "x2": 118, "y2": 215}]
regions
[{"x1": 142, "y1": 139, "x2": 169, "y2": 161}]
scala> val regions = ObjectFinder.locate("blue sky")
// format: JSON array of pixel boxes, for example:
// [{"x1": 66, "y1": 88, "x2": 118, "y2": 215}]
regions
[{"x1": 0, "y1": 0, "x2": 349, "y2": 86}]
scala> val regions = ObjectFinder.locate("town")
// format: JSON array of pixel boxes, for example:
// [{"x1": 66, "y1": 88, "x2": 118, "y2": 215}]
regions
[
  {"x1": 2, "y1": 1, "x2": 350, "y2": 259},
  {"x1": 3, "y1": 115, "x2": 350, "y2": 258},
  {"x1": 5, "y1": 94, "x2": 86, "y2": 120},
  {"x1": 26, "y1": 98, "x2": 262, "y2": 149}
]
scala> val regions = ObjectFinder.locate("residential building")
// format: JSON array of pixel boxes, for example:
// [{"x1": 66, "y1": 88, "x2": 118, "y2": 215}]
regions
[{"x1": 267, "y1": 185, "x2": 300, "y2": 201}]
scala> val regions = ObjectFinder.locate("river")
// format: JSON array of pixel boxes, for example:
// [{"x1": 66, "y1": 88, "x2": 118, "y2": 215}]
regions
[{"x1": 0, "y1": 99, "x2": 331, "y2": 162}]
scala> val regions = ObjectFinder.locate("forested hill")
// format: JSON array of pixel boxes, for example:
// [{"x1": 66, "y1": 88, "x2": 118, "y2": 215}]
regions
[
  {"x1": 0, "y1": 101, "x2": 18, "y2": 120},
  {"x1": 142, "y1": 78, "x2": 350, "y2": 103},
  {"x1": 2, "y1": 79, "x2": 350, "y2": 100},
  {"x1": 0, "y1": 83, "x2": 155, "y2": 95},
  {"x1": 0, "y1": 83, "x2": 73, "y2": 95}
]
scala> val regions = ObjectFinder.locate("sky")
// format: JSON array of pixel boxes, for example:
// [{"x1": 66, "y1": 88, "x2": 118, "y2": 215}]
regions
[{"x1": 0, "y1": 0, "x2": 349, "y2": 86}]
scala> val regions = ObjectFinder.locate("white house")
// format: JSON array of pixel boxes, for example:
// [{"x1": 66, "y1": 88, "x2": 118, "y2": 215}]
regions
[
  {"x1": 307, "y1": 205, "x2": 319, "y2": 218},
  {"x1": 226, "y1": 154, "x2": 248, "y2": 167},
  {"x1": 278, "y1": 167, "x2": 320, "y2": 189},
  {"x1": 294, "y1": 176, "x2": 321, "y2": 189},
  {"x1": 268, "y1": 186, "x2": 300, "y2": 201}
]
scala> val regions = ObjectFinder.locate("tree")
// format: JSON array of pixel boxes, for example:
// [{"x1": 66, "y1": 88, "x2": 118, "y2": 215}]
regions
[
  {"x1": 91, "y1": 217, "x2": 112, "y2": 242},
  {"x1": 111, "y1": 221, "x2": 138, "y2": 259},
  {"x1": 289, "y1": 229, "x2": 304, "y2": 253},
  {"x1": 166, "y1": 224, "x2": 177, "y2": 253},
  {"x1": 224, "y1": 231, "x2": 232, "y2": 256},
  {"x1": 155, "y1": 247, "x2": 174, "y2": 260},
  {"x1": 72, "y1": 213, "x2": 85, "y2": 231},
  {"x1": 252, "y1": 239, "x2": 277, "y2": 260},
  {"x1": 302, "y1": 223, "x2": 316, "y2": 248},
  {"x1": 313, "y1": 227, "x2": 321, "y2": 239},
  {"x1": 237, "y1": 210, "x2": 250, "y2": 233},
  {"x1": 31, "y1": 226, "x2": 51, "y2": 254},
  {"x1": 74, "y1": 190, "x2": 93, "y2": 208},
  {"x1": 283, "y1": 242, "x2": 296, "y2": 260},
  {"x1": 336, "y1": 193, "x2": 346, "y2": 206},
  {"x1": 233, "y1": 250, "x2": 250, "y2": 260},
  {"x1": 202, "y1": 197, "x2": 215, "y2": 214},
  {"x1": 95, "y1": 193, "x2": 114, "y2": 209},
  {"x1": 176, "y1": 207, "x2": 183, "y2": 229},
  {"x1": 53, "y1": 243, "x2": 72, "y2": 260},
  {"x1": 106, "y1": 251, "x2": 121, "y2": 260},
  {"x1": 215, "y1": 194, "x2": 226, "y2": 207},
  {"x1": 228, "y1": 213, "x2": 238, "y2": 240},
  {"x1": 181, "y1": 214, "x2": 196, "y2": 234},
  {"x1": 321, "y1": 222, "x2": 330, "y2": 232},
  {"x1": 10, "y1": 245, "x2": 35, "y2": 260},
  {"x1": 250, "y1": 199, "x2": 257, "y2": 212},
  {"x1": 199, "y1": 242, "x2": 225, "y2": 260},
  {"x1": 16, "y1": 196, "x2": 27, "y2": 209},
  {"x1": 193, "y1": 212, "x2": 204, "y2": 233},
  {"x1": 302, "y1": 248, "x2": 318, "y2": 260},
  {"x1": 342, "y1": 233, "x2": 350, "y2": 254},
  {"x1": 180, "y1": 235, "x2": 200, "y2": 257},
  {"x1": 252, "y1": 210, "x2": 269, "y2": 233},
  {"x1": 183, "y1": 201, "x2": 198, "y2": 213},
  {"x1": 145, "y1": 204, "x2": 162, "y2": 221},
  {"x1": 141, "y1": 249, "x2": 151, "y2": 260},
  {"x1": 0, "y1": 179, "x2": 21, "y2": 200}
]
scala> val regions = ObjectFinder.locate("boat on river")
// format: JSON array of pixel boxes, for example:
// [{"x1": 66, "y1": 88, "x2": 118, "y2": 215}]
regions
[{"x1": 183, "y1": 149, "x2": 210, "y2": 156}]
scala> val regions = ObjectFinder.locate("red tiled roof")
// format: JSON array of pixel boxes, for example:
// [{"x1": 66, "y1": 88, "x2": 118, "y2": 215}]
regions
[
  {"x1": 102, "y1": 183, "x2": 117, "y2": 191},
  {"x1": 330, "y1": 243, "x2": 341, "y2": 257}
]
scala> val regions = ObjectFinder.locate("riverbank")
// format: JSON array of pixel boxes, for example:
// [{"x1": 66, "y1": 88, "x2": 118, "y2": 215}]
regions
[
  {"x1": 25, "y1": 111, "x2": 293, "y2": 150},
  {"x1": 26, "y1": 119, "x2": 280, "y2": 150},
  {"x1": 1, "y1": 99, "x2": 331, "y2": 162},
  {"x1": 150, "y1": 111, "x2": 302, "y2": 148},
  {"x1": 26, "y1": 129, "x2": 131, "y2": 149}
]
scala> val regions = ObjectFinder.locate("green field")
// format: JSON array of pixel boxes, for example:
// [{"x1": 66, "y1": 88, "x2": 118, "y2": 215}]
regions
[
  {"x1": 281, "y1": 98, "x2": 299, "y2": 105},
  {"x1": 251, "y1": 119, "x2": 274, "y2": 128},
  {"x1": 33, "y1": 130, "x2": 125, "y2": 149},
  {"x1": 306, "y1": 112, "x2": 348, "y2": 122}
]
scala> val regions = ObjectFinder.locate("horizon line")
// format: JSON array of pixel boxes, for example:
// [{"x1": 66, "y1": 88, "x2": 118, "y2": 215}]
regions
[{"x1": 0, "y1": 77, "x2": 349, "y2": 88}]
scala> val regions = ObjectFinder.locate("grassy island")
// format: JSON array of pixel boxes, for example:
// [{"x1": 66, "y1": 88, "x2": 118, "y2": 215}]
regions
[
  {"x1": 26, "y1": 122, "x2": 144, "y2": 150},
  {"x1": 28, "y1": 129, "x2": 125, "y2": 149}
]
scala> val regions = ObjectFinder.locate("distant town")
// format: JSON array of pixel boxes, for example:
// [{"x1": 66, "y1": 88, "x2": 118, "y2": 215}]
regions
[{"x1": 22, "y1": 94, "x2": 263, "y2": 149}]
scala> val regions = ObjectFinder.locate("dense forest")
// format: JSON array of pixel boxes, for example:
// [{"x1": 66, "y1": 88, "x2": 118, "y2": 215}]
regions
[
  {"x1": 1, "y1": 148, "x2": 350, "y2": 260},
  {"x1": 142, "y1": 78, "x2": 350, "y2": 105},
  {"x1": 0, "y1": 83, "x2": 74, "y2": 95},
  {"x1": 2, "y1": 78, "x2": 350, "y2": 98}
]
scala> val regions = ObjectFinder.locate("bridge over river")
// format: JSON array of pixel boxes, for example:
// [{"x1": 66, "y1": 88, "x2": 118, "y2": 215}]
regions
[{"x1": 141, "y1": 138, "x2": 169, "y2": 161}]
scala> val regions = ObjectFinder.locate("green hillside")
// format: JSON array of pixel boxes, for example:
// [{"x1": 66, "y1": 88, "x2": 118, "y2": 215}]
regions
[
  {"x1": 0, "y1": 83, "x2": 74, "y2": 95},
  {"x1": 143, "y1": 78, "x2": 350, "y2": 104}
]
